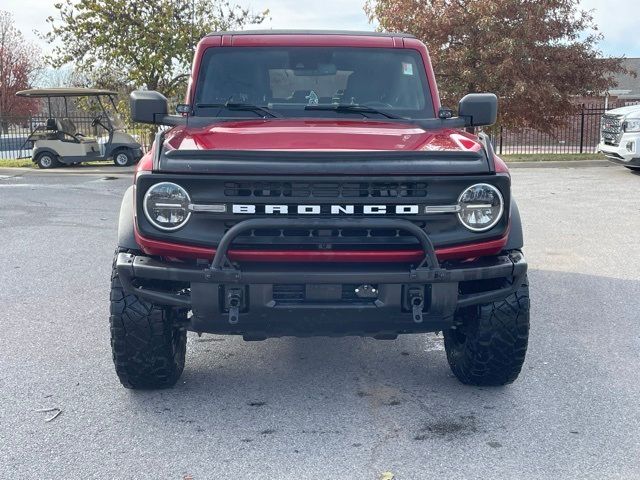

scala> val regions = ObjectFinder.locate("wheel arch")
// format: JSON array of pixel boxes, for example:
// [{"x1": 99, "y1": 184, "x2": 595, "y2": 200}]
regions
[
  {"x1": 505, "y1": 198, "x2": 524, "y2": 250},
  {"x1": 117, "y1": 185, "x2": 140, "y2": 250},
  {"x1": 106, "y1": 143, "x2": 135, "y2": 159},
  {"x1": 33, "y1": 147, "x2": 59, "y2": 162}
]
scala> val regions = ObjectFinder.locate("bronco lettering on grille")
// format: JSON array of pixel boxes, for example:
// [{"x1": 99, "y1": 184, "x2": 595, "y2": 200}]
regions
[{"x1": 231, "y1": 204, "x2": 421, "y2": 215}]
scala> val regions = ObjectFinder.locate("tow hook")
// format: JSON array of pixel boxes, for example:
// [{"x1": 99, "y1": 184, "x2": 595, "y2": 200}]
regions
[
  {"x1": 355, "y1": 284, "x2": 378, "y2": 299},
  {"x1": 408, "y1": 288, "x2": 424, "y2": 323},
  {"x1": 227, "y1": 288, "x2": 243, "y2": 325}
]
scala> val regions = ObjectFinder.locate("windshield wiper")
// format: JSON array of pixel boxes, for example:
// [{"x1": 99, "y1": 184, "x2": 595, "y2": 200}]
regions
[
  {"x1": 195, "y1": 102, "x2": 282, "y2": 118},
  {"x1": 304, "y1": 104, "x2": 407, "y2": 120}
]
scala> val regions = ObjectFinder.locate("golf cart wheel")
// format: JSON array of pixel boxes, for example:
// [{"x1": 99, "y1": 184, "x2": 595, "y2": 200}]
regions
[
  {"x1": 113, "y1": 149, "x2": 134, "y2": 167},
  {"x1": 35, "y1": 152, "x2": 60, "y2": 169}
]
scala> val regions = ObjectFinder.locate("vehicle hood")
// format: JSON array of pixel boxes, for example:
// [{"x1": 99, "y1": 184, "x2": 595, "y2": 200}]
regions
[
  {"x1": 605, "y1": 105, "x2": 640, "y2": 117},
  {"x1": 163, "y1": 119, "x2": 483, "y2": 153}
]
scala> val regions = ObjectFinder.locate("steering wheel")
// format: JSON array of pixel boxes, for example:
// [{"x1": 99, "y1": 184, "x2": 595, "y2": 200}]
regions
[
  {"x1": 362, "y1": 101, "x2": 394, "y2": 109},
  {"x1": 91, "y1": 114, "x2": 107, "y2": 128}
]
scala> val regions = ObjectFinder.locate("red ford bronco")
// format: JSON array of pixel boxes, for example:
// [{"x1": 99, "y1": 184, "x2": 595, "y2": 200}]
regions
[{"x1": 111, "y1": 30, "x2": 529, "y2": 389}]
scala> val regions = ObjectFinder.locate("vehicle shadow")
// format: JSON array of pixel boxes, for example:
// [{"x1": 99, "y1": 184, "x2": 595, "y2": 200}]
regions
[{"x1": 121, "y1": 267, "x2": 640, "y2": 449}]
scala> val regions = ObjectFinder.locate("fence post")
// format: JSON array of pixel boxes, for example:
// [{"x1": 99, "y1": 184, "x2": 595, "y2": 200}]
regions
[
  {"x1": 499, "y1": 126, "x2": 503, "y2": 155},
  {"x1": 579, "y1": 107, "x2": 585, "y2": 154}
]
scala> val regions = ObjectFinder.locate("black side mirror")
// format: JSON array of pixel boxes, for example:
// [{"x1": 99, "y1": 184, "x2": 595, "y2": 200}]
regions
[
  {"x1": 130, "y1": 90, "x2": 169, "y2": 124},
  {"x1": 458, "y1": 93, "x2": 498, "y2": 127},
  {"x1": 176, "y1": 104, "x2": 191, "y2": 114}
]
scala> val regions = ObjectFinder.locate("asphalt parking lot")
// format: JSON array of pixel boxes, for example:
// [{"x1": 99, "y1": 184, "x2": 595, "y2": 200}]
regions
[{"x1": 1, "y1": 164, "x2": 639, "y2": 479}]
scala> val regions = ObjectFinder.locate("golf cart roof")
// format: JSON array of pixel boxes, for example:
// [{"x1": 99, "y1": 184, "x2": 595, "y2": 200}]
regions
[{"x1": 16, "y1": 88, "x2": 118, "y2": 98}]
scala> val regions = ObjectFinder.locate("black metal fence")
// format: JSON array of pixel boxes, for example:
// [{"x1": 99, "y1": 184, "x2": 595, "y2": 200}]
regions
[
  {"x1": 0, "y1": 114, "x2": 152, "y2": 160},
  {"x1": 491, "y1": 102, "x2": 634, "y2": 155},
  {"x1": 2, "y1": 102, "x2": 636, "y2": 160}
]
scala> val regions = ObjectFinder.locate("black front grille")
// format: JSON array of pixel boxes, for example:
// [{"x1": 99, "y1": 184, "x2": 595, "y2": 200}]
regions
[
  {"x1": 224, "y1": 181, "x2": 428, "y2": 198},
  {"x1": 136, "y1": 174, "x2": 512, "y2": 254},
  {"x1": 601, "y1": 114, "x2": 623, "y2": 146}
]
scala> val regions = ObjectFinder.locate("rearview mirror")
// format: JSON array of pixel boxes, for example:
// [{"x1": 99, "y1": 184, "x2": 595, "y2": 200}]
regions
[
  {"x1": 458, "y1": 93, "x2": 498, "y2": 127},
  {"x1": 130, "y1": 90, "x2": 168, "y2": 124}
]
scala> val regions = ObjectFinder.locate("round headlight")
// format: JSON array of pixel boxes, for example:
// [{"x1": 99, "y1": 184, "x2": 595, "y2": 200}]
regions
[
  {"x1": 143, "y1": 182, "x2": 191, "y2": 231},
  {"x1": 457, "y1": 183, "x2": 504, "y2": 232}
]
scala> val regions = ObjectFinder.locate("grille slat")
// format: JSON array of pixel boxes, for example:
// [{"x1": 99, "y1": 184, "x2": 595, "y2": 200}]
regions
[
  {"x1": 223, "y1": 181, "x2": 428, "y2": 198},
  {"x1": 272, "y1": 285, "x2": 305, "y2": 303},
  {"x1": 601, "y1": 114, "x2": 624, "y2": 146}
]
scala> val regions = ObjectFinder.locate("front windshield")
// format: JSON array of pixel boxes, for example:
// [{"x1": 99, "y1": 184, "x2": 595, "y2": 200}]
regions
[
  {"x1": 106, "y1": 112, "x2": 125, "y2": 130},
  {"x1": 194, "y1": 47, "x2": 434, "y2": 119}
]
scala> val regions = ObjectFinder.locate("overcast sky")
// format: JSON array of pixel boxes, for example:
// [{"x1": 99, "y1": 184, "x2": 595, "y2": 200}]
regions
[{"x1": 4, "y1": 0, "x2": 639, "y2": 58}]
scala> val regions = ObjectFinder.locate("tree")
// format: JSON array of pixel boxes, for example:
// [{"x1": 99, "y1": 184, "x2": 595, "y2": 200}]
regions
[
  {"x1": 365, "y1": 0, "x2": 627, "y2": 131},
  {"x1": 0, "y1": 11, "x2": 42, "y2": 132},
  {"x1": 44, "y1": 0, "x2": 269, "y2": 96}
]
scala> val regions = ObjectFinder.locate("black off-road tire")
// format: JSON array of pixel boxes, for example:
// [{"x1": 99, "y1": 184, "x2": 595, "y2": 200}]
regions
[
  {"x1": 110, "y1": 251, "x2": 187, "y2": 389},
  {"x1": 444, "y1": 275, "x2": 530, "y2": 386}
]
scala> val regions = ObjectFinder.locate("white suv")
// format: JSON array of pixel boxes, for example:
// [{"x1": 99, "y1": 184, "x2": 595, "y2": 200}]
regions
[{"x1": 598, "y1": 104, "x2": 640, "y2": 170}]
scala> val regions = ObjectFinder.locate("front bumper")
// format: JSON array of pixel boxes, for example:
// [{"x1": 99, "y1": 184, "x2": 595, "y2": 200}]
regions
[
  {"x1": 117, "y1": 218, "x2": 527, "y2": 337},
  {"x1": 598, "y1": 136, "x2": 640, "y2": 166}
]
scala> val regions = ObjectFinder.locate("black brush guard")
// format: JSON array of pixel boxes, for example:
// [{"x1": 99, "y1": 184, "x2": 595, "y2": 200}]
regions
[{"x1": 116, "y1": 218, "x2": 526, "y2": 335}]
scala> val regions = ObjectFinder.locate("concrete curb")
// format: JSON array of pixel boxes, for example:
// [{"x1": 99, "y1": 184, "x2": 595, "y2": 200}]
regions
[
  {"x1": 505, "y1": 159, "x2": 612, "y2": 169},
  {"x1": 0, "y1": 166, "x2": 135, "y2": 176},
  {"x1": 0, "y1": 167, "x2": 31, "y2": 177}
]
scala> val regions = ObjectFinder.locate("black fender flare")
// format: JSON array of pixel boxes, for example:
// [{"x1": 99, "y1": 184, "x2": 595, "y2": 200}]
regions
[
  {"x1": 505, "y1": 198, "x2": 524, "y2": 250},
  {"x1": 117, "y1": 186, "x2": 139, "y2": 250}
]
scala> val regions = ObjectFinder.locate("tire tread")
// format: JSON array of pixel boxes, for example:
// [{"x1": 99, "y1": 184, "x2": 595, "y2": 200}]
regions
[
  {"x1": 109, "y1": 250, "x2": 186, "y2": 389},
  {"x1": 444, "y1": 275, "x2": 530, "y2": 386}
]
